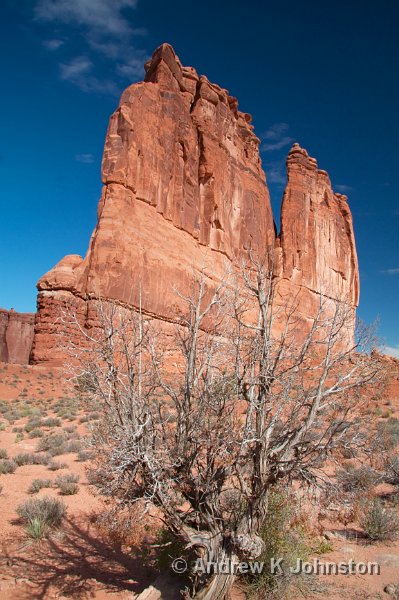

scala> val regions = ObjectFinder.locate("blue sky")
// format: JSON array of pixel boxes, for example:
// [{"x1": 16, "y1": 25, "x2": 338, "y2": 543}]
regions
[{"x1": 0, "y1": 0, "x2": 398, "y2": 355}]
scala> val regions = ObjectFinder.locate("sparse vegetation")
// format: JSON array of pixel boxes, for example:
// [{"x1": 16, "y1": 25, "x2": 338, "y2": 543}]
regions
[
  {"x1": 361, "y1": 498, "x2": 399, "y2": 541},
  {"x1": 0, "y1": 459, "x2": 18, "y2": 474},
  {"x1": 48, "y1": 460, "x2": 67, "y2": 471},
  {"x1": 29, "y1": 478, "x2": 52, "y2": 494},
  {"x1": 41, "y1": 417, "x2": 61, "y2": 428},
  {"x1": 55, "y1": 473, "x2": 79, "y2": 495},
  {"x1": 77, "y1": 449, "x2": 92, "y2": 462},
  {"x1": 337, "y1": 465, "x2": 380, "y2": 493},
  {"x1": 0, "y1": 448, "x2": 8, "y2": 459},
  {"x1": 243, "y1": 488, "x2": 310, "y2": 597},
  {"x1": 14, "y1": 453, "x2": 50, "y2": 467},
  {"x1": 17, "y1": 496, "x2": 66, "y2": 539},
  {"x1": 28, "y1": 428, "x2": 44, "y2": 438}
]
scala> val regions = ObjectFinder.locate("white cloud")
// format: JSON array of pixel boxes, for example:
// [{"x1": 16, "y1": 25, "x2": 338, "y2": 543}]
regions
[
  {"x1": 75, "y1": 153, "x2": 95, "y2": 163},
  {"x1": 59, "y1": 56, "x2": 118, "y2": 94},
  {"x1": 117, "y1": 56, "x2": 145, "y2": 80},
  {"x1": 335, "y1": 184, "x2": 352, "y2": 193},
  {"x1": 43, "y1": 38, "x2": 64, "y2": 50},
  {"x1": 60, "y1": 56, "x2": 92, "y2": 80},
  {"x1": 35, "y1": 0, "x2": 138, "y2": 38},
  {"x1": 381, "y1": 268, "x2": 399, "y2": 275},
  {"x1": 382, "y1": 345, "x2": 399, "y2": 359},
  {"x1": 265, "y1": 159, "x2": 287, "y2": 186},
  {"x1": 35, "y1": 0, "x2": 147, "y2": 93},
  {"x1": 261, "y1": 123, "x2": 294, "y2": 152}
]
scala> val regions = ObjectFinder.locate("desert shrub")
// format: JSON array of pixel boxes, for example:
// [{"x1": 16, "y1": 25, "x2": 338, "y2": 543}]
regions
[
  {"x1": 29, "y1": 428, "x2": 44, "y2": 438},
  {"x1": 0, "y1": 459, "x2": 18, "y2": 474},
  {"x1": 41, "y1": 417, "x2": 61, "y2": 428},
  {"x1": 361, "y1": 498, "x2": 399, "y2": 541},
  {"x1": 0, "y1": 448, "x2": 8, "y2": 459},
  {"x1": 373, "y1": 418, "x2": 399, "y2": 452},
  {"x1": 26, "y1": 517, "x2": 48, "y2": 539},
  {"x1": 63, "y1": 425, "x2": 77, "y2": 434},
  {"x1": 37, "y1": 433, "x2": 68, "y2": 454},
  {"x1": 337, "y1": 465, "x2": 379, "y2": 493},
  {"x1": 243, "y1": 488, "x2": 310, "y2": 597},
  {"x1": 0, "y1": 422, "x2": 6, "y2": 431},
  {"x1": 55, "y1": 473, "x2": 79, "y2": 495},
  {"x1": 3, "y1": 411, "x2": 19, "y2": 423},
  {"x1": 384, "y1": 456, "x2": 399, "y2": 485},
  {"x1": 77, "y1": 449, "x2": 92, "y2": 462},
  {"x1": 12, "y1": 426, "x2": 23, "y2": 433},
  {"x1": 65, "y1": 439, "x2": 83, "y2": 453},
  {"x1": 14, "y1": 453, "x2": 50, "y2": 467},
  {"x1": 62, "y1": 412, "x2": 77, "y2": 421},
  {"x1": 17, "y1": 496, "x2": 66, "y2": 538},
  {"x1": 48, "y1": 460, "x2": 67, "y2": 471},
  {"x1": 15, "y1": 432, "x2": 24, "y2": 443},
  {"x1": 29, "y1": 478, "x2": 52, "y2": 494},
  {"x1": 24, "y1": 418, "x2": 43, "y2": 433}
]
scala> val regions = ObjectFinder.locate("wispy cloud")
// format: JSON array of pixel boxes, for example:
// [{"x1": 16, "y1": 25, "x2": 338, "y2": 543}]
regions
[
  {"x1": 34, "y1": 0, "x2": 148, "y2": 94},
  {"x1": 35, "y1": 0, "x2": 138, "y2": 39},
  {"x1": 59, "y1": 56, "x2": 118, "y2": 93},
  {"x1": 43, "y1": 38, "x2": 64, "y2": 50},
  {"x1": 265, "y1": 159, "x2": 287, "y2": 186},
  {"x1": 60, "y1": 56, "x2": 92, "y2": 81},
  {"x1": 335, "y1": 184, "x2": 352, "y2": 193},
  {"x1": 75, "y1": 153, "x2": 95, "y2": 164},
  {"x1": 381, "y1": 268, "x2": 399, "y2": 275},
  {"x1": 260, "y1": 123, "x2": 294, "y2": 152},
  {"x1": 382, "y1": 345, "x2": 399, "y2": 359}
]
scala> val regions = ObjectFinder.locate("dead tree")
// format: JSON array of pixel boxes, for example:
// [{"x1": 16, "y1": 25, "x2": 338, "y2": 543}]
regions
[{"x1": 65, "y1": 260, "x2": 381, "y2": 599}]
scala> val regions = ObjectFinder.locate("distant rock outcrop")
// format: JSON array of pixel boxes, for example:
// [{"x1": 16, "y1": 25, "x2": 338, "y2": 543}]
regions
[
  {"x1": 0, "y1": 309, "x2": 35, "y2": 364},
  {"x1": 24, "y1": 44, "x2": 359, "y2": 365}
]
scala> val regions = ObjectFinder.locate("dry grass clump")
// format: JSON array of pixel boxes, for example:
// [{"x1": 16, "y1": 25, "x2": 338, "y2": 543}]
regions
[
  {"x1": 16, "y1": 496, "x2": 66, "y2": 539},
  {"x1": 55, "y1": 473, "x2": 79, "y2": 495}
]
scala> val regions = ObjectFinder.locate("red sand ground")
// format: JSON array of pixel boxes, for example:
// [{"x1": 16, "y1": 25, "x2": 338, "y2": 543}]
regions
[{"x1": 0, "y1": 359, "x2": 399, "y2": 599}]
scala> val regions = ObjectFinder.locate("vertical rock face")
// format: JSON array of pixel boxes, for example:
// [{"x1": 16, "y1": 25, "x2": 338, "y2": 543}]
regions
[
  {"x1": 0, "y1": 309, "x2": 35, "y2": 364},
  {"x1": 29, "y1": 44, "x2": 359, "y2": 365},
  {"x1": 276, "y1": 143, "x2": 359, "y2": 305},
  {"x1": 273, "y1": 143, "x2": 359, "y2": 332}
]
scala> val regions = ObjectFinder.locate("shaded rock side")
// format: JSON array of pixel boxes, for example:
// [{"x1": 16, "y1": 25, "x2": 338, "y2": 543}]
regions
[{"x1": 0, "y1": 309, "x2": 35, "y2": 364}]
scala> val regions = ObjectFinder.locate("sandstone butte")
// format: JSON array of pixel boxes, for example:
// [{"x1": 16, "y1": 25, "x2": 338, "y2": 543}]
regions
[{"x1": 0, "y1": 44, "x2": 359, "y2": 366}]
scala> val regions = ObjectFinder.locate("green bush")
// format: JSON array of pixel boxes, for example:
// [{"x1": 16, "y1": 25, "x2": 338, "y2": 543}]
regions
[
  {"x1": 361, "y1": 498, "x2": 399, "y2": 541},
  {"x1": 0, "y1": 448, "x2": 8, "y2": 459},
  {"x1": 0, "y1": 459, "x2": 18, "y2": 474},
  {"x1": 244, "y1": 488, "x2": 310, "y2": 597},
  {"x1": 26, "y1": 517, "x2": 47, "y2": 540}
]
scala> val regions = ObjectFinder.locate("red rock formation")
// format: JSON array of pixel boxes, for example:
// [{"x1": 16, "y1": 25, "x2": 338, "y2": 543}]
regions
[
  {"x1": 30, "y1": 44, "x2": 359, "y2": 365},
  {"x1": 0, "y1": 309, "x2": 35, "y2": 364},
  {"x1": 273, "y1": 143, "x2": 359, "y2": 332}
]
